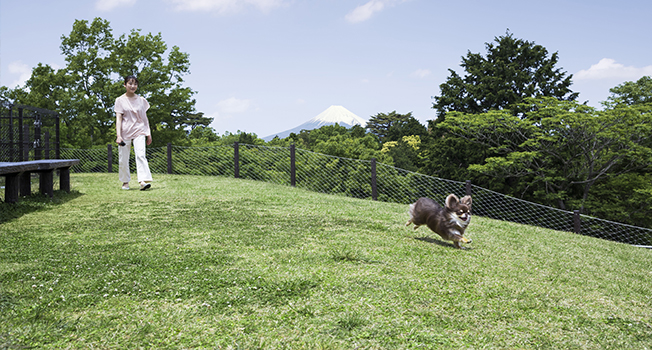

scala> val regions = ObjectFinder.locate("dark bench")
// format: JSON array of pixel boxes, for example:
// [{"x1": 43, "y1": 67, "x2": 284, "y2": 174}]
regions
[{"x1": 0, "y1": 159, "x2": 80, "y2": 203}]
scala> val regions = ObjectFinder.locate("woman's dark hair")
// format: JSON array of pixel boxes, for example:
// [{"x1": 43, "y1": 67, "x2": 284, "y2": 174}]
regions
[{"x1": 123, "y1": 75, "x2": 139, "y2": 85}]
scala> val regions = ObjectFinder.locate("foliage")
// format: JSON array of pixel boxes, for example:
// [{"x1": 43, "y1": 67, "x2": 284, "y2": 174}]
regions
[
  {"x1": 365, "y1": 111, "x2": 414, "y2": 141},
  {"x1": 606, "y1": 75, "x2": 652, "y2": 106},
  {"x1": 437, "y1": 97, "x2": 652, "y2": 211},
  {"x1": 432, "y1": 31, "x2": 578, "y2": 121},
  {"x1": 584, "y1": 173, "x2": 652, "y2": 228},
  {"x1": 268, "y1": 124, "x2": 385, "y2": 162},
  {"x1": 2, "y1": 17, "x2": 206, "y2": 148},
  {"x1": 188, "y1": 125, "x2": 221, "y2": 145}
]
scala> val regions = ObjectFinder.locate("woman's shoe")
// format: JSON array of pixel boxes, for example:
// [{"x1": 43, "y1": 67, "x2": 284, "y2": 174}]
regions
[
  {"x1": 140, "y1": 182, "x2": 151, "y2": 191},
  {"x1": 122, "y1": 183, "x2": 129, "y2": 190}
]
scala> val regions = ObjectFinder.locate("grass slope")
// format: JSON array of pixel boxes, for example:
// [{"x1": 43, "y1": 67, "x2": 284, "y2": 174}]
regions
[{"x1": 1, "y1": 173, "x2": 651, "y2": 349}]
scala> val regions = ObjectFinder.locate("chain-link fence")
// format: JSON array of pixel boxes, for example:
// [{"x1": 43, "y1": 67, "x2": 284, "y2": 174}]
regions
[
  {"x1": 54, "y1": 143, "x2": 652, "y2": 248},
  {"x1": 0, "y1": 104, "x2": 60, "y2": 162}
]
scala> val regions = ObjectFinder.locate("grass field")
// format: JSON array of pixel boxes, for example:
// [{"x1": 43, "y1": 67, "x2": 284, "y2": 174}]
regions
[{"x1": 1, "y1": 173, "x2": 651, "y2": 349}]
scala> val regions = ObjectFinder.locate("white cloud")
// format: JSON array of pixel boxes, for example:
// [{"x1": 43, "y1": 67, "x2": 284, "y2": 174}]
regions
[
  {"x1": 575, "y1": 58, "x2": 652, "y2": 81},
  {"x1": 168, "y1": 0, "x2": 285, "y2": 14},
  {"x1": 411, "y1": 69, "x2": 431, "y2": 79},
  {"x1": 345, "y1": 0, "x2": 407, "y2": 23},
  {"x1": 95, "y1": 0, "x2": 134, "y2": 11},
  {"x1": 217, "y1": 97, "x2": 252, "y2": 114},
  {"x1": 7, "y1": 61, "x2": 31, "y2": 88}
]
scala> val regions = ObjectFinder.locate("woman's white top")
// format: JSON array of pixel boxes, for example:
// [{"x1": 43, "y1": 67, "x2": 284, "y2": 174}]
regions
[{"x1": 114, "y1": 94, "x2": 151, "y2": 140}]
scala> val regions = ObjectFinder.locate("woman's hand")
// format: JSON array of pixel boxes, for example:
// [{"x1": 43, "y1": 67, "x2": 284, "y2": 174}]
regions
[
  {"x1": 146, "y1": 135, "x2": 152, "y2": 145},
  {"x1": 116, "y1": 136, "x2": 123, "y2": 145}
]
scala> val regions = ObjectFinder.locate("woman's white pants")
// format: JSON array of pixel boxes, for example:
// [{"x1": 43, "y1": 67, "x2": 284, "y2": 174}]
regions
[{"x1": 118, "y1": 135, "x2": 153, "y2": 184}]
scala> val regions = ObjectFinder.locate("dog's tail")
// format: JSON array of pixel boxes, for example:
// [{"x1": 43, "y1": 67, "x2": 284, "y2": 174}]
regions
[
  {"x1": 405, "y1": 202, "x2": 416, "y2": 226},
  {"x1": 407, "y1": 202, "x2": 416, "y2": 219}
]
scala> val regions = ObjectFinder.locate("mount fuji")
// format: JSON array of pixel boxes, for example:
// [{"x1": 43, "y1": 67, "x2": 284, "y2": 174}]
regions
[{"x1": 262, "y1": 105, "x2": 367, "y2": 141}]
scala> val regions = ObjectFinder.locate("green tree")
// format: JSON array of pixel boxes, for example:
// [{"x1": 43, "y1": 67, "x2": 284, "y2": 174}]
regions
[
  {"x1": 365, "y1": 111, "x2": 413, "y2": 141},
  {"x1": 584, "y1": 173, "x2": 652, "y2": 228},
  {"x1": 432, "y1": 31, "x2": 578, "y2": 121},
  {"x1": 606, "y1": 76, "x2": 652, "y2": 106},
  {"x1": 188, "y1": 126, "x2": 220, "y2": 146},
  {"x1": 386, "y1": 114, "x2": 428, "y2": 142},
  {"x1": 5, "y1": 17, "x2": 205, "y2": 148},
  {"x1": 267, "y1": 124, "x2": 384, "y2": 161},
  {"x1": 437, "y1": 97, "x2": 652, "y2": 211}
]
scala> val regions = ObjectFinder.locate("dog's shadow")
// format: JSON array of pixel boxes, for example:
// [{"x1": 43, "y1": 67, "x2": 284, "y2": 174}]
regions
[{"x1": 414, "y1": 236, "x2": 473, "y2": 250}]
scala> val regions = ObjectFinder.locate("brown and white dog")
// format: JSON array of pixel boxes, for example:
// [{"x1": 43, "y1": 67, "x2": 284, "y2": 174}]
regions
[{"x1": 406, "y1": 194, "x2": 472, "y2": 249}]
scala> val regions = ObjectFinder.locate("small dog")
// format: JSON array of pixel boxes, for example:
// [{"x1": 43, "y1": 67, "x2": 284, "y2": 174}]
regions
[{"x1": 406, "y1": 194, "x2": 473, "y2": 249}]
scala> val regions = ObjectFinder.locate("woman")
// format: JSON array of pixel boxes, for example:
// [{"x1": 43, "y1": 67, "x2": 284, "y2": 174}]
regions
[{"x1": 115, "y1": 75, "x2": 153, "y2": 190}]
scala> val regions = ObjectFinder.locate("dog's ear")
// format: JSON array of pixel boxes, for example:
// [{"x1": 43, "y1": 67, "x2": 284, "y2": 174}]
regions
[
  {"x1": 460, "y1": 195, "x2": 472, "y2": 208},
  {"x1": 445, "y1": 194, "x2": 459, "y2": 209}
]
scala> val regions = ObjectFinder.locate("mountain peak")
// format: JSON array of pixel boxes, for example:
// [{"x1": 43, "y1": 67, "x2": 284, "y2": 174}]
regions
[
  {"x1": 309, "y1": 105, "x2": 367, "y2": 126},
  {"x1": 263, "y1": 105, "x2": 366, "y2": 141}
]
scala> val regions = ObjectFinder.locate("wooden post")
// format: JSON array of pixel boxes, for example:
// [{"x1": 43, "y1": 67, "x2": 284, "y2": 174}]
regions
[
  {"x1": 107, "y1": 144, "x2": 113, "y2": 173},
  {"x1": 573, "y1": 210, "x2": 581, "y2": 234},
  {"x1": 290, "y1": 144, "x2": 296, "y2": 187},
  {"x1": 466, "y1": 180, "x2": 472, "y2": 196},
  {"x1": 5, "y1": 173, "x2": 20, "y2": 203},
  {"x1": 19, "y1": 171, "x2": 31, "y2": 196},
  {"x1": 371, "y1": 158, "x2": 377, "y2": 201},
  {"x1": 167, "y1": 142, "x2": 173, "y2": 174},
  {"x1": 234, "y1": 142, "x2": 240, "y2": 179},
  {"x1": 39, "y1": 169, "x2": 54, "y2": 197},
  {"x1": 60, "y1": 167, "x2": 71, "y2": 192}
]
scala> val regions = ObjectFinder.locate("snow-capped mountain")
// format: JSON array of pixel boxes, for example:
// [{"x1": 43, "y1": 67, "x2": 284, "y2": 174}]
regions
[{"x1": 262, "y1": 105, "x2": 366, "y2": 141}]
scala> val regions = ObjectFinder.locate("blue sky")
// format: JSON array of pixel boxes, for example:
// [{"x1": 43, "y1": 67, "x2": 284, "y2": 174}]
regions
[{"x1": 2, "y1": 0, "x2": 652, "y2": 139}]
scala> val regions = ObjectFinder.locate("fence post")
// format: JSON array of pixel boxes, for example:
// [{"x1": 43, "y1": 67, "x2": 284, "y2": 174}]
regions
[
  {"x1": 55, "y1": 113, "x2": 60, "y2": 159},
  {"x1": 18, "y1": 107, "x2": 24, "y2": 161},
  {"x1": 465, "y1": 180, "x2": 472, "y2": 196},
  {"x1": 22, "y1": 124, "x2": 30, "y2": 161},
  {"x1": 107, "y1": 144, "x2": 113, "y2": 173},
  {"x1": 371, "y1": 158, "x2": 378, "y2": 201},
  {"x1": 290, "y1": 144, "x2": 296, "y2": 187},
  {"x1": 44, "y1": 131, "x2": 50, "y2": 160},
  {"x1": 234, "y1": 141, "x2": 240, "y2": 179},
  {"x1": 20, "y1": 125, "x2": 31, "y2": 195},
  {"x1": 34, "y1": 113, "x2": 42, "y2": 160},
  {"x1": 573, "y1": 210, "x2": 581, "y2": 234},
  {"x1": 8, "y1": 105, "x2": 15, "y2": 161},
  {"x1": 167, "y1": 143, "x2": 172, "y2": 174}
]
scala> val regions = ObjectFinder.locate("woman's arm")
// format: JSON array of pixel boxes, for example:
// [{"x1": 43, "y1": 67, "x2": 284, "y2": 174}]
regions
[{"x1": 116, "y1": 112, "x2": 123, "y2": 144}]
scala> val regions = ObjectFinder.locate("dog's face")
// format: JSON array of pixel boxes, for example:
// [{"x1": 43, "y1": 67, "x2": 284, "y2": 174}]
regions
[{"x1": 445, "y1": 194, "x2": 472, "y2": 227}]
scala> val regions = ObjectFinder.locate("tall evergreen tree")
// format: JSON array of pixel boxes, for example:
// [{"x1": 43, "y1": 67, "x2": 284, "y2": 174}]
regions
[{"x1": 432, "y1": 31, "x2": 578, "y2": 121}]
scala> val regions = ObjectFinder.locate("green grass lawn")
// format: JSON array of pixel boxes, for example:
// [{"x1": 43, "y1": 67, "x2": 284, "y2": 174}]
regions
[{"x1": 1, "y1": 173, "x2": 651, "y2": 349}]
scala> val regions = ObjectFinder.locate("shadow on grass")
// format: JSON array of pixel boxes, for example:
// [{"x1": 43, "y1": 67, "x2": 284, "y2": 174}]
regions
[
  {"x1": 0, "y1": 190, "x2": 84, "y2": 224},
  {"x1": 414, "y1": 235, "x2": 473, "y2": 250}
]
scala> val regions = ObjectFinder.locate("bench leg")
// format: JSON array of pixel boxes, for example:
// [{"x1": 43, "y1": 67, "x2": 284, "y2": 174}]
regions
[
  {"x1": 59, "y1": 167, "x2": 71, "y2": 192},
  {"x1": 20, "y1": 172, "x2": 31, "y2": 197},
  {"x1": 39, "y1": 169, "x2": 54, "y2": 198},
  {"x1": 5, "y1": 173, "x2": 21, "y2": 204}
]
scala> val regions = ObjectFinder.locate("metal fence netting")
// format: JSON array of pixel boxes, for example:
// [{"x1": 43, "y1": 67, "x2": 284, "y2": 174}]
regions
[{"x1": 52, "y1": 143, "x2": 652, "y2": 247}]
